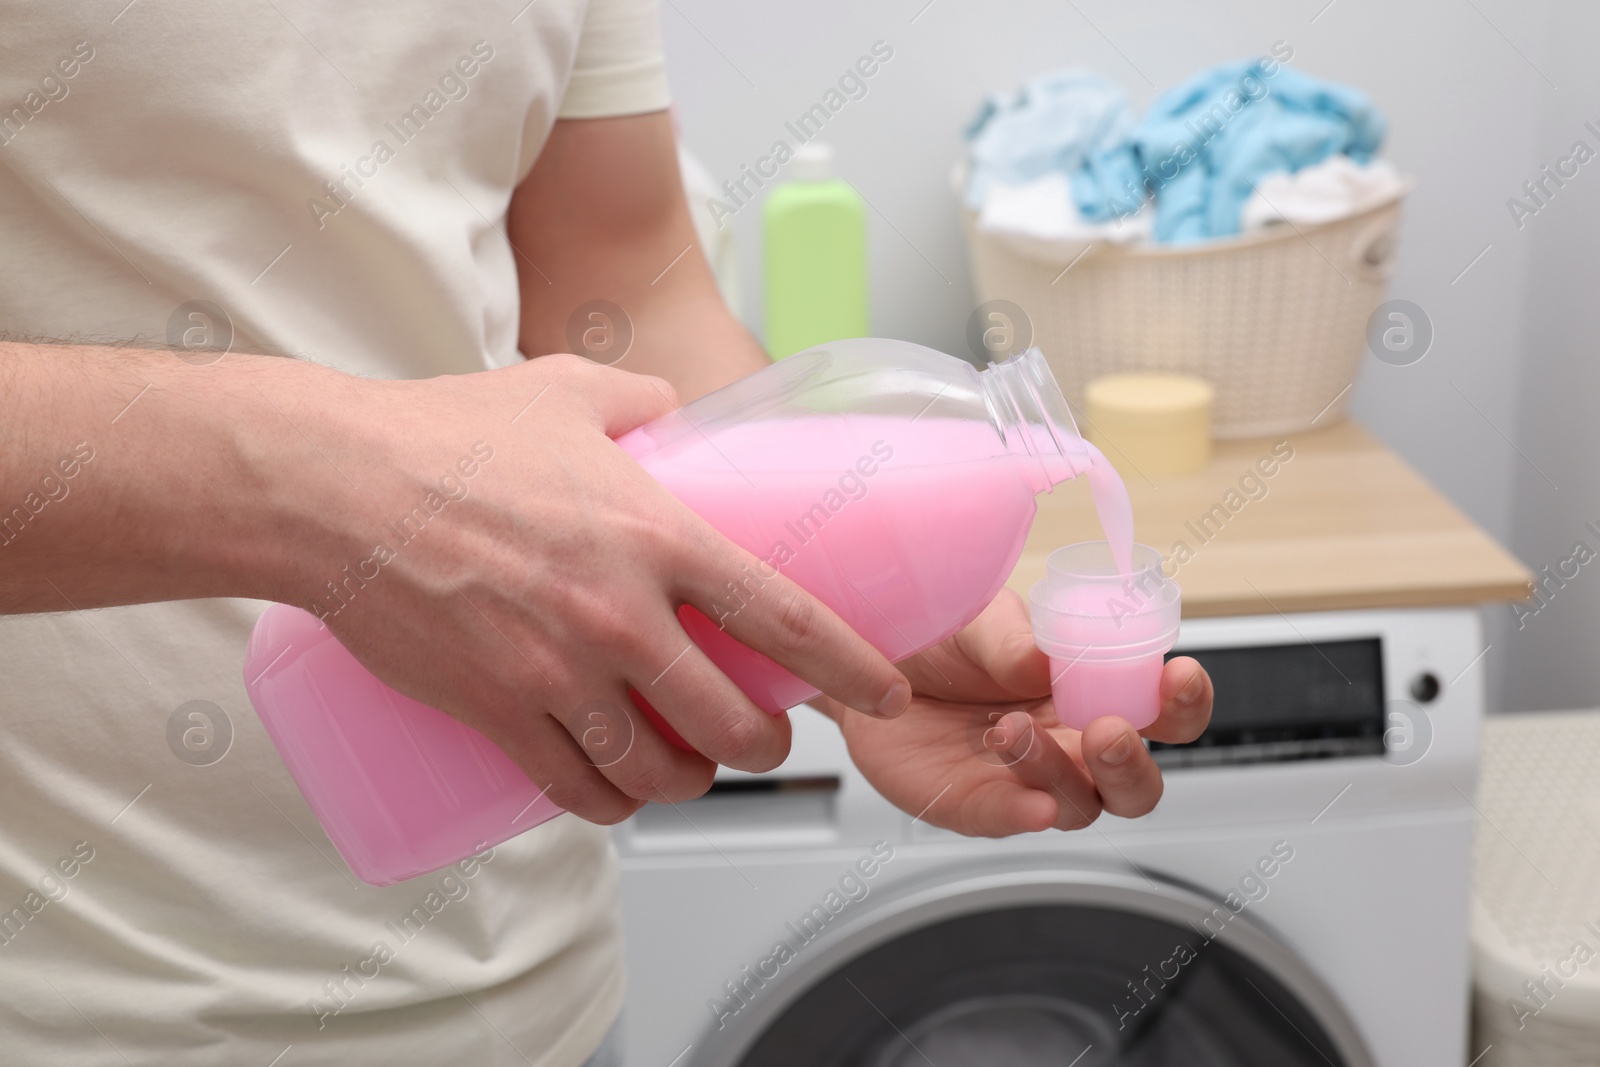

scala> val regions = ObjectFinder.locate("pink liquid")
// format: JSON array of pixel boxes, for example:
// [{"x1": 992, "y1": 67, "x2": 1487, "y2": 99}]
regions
[
  {"x1": 1081, "y1": 443, "x2": 1135, "y2": 578},
  {"x1": 619, "y1": 415, "x2": 1048, "y2": 713},
  {"x1": 1039, "y1": 583, "x2": 1172, "y2": 731},
  {"x1": 243, "y1": 399, "x2": 1156, "y2": 885},
  {"x1": 1030, "y1": 434, "x2": 1176, "y2": 731},
  {"x1": 246, "y1": 411, "x2": 1063, "y2": 883},
  {"x1": 1048, "y1": 652, "x2": 1165, "y2": 730},
  {"x1": 245, "y1": 604, "x2": 563, "y2": 885}
]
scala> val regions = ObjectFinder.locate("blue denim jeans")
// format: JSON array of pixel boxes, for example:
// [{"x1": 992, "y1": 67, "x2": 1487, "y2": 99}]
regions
[{"x1": 580, "y1": 1014, "x2": 625, "y2": 1067}]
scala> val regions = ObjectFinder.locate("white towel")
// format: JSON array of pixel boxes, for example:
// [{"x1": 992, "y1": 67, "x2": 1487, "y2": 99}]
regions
[
  {"x1": 976, "y1": 171, "x2": 1152, "y2": 264},
  {"x1": 1240, "y1": 156, "x2": 1408, "y2": 229}
]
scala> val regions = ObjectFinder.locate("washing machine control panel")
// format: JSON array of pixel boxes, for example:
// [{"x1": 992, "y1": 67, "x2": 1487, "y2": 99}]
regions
[{"x1": 1153, "y1": 637, "x2": 1387, "y2": 767}]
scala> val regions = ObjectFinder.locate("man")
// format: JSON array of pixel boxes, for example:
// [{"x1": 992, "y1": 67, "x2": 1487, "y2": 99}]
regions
[{"x1": 0, "y1": 1, "x2": 1212, "y2": 1063}]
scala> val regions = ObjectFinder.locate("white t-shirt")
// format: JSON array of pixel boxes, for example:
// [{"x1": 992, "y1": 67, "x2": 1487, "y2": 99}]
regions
[{"x1": 0, "y1": 2, "x2": 669, "y2": 1063}]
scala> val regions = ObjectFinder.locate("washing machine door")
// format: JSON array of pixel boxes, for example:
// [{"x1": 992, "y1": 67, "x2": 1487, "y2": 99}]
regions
[{"x1": 691, "y1": 867, "x2": 1374, "y2": 1067}]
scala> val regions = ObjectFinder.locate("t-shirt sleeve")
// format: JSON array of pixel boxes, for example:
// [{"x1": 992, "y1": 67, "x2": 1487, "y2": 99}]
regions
[{"x1": 558, "y1": 0, "x2": 673, "y2": 119}]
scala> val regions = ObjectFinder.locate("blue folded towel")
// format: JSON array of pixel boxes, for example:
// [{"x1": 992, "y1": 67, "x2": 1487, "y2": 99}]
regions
[
  {"x1": 1074, "y1": 60, "x2": 1386, "y2": 243},
  {"x1": 963, "y1": 69, "x2": 1133, "y2": 211}
]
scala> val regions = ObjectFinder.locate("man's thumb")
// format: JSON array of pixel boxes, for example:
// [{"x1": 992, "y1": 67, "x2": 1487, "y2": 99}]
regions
[{"x1": 576, "y1": 362, "x2": 681, "y2": 438}]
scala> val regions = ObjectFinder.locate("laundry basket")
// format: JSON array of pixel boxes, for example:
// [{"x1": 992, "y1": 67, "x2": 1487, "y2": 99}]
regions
[
  {"x1": 961, "y1": 194, "x2": 1406, "y2": 438},
  {"x1": 1471, "y1": 709, "x2": 1600, "y2": 1064}
]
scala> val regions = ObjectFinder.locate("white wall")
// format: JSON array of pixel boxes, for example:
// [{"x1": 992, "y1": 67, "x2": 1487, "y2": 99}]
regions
[
  {"x1": 1500, "y1": 0, "x2": 1600, "y2": 711},
  {"x1": 664, "y1": 0, "x2": 1575, "y2": 711}
]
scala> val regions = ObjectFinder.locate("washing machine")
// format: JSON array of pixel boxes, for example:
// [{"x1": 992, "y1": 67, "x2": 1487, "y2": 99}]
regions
[{"x1": 614, "y1": 606, "x2": 1484, "y2": 1066}]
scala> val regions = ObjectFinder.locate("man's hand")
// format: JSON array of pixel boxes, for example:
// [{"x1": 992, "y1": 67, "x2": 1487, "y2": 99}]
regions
[
  {"x1": 818, "y1": 589, "x2": 1213, "y2": 836},
  {"x1": 502, "y1": 109, "x2": 1211, "y2": 835},
  {"x1": 0, "y1": 342, "x2": 911, "y2": 827},
  {"x1": 2, "y1": 105, "x2": 921, "y2": 830},
  {"x1": 309, "y1": 353, "x2": 912, "y2": 824}
]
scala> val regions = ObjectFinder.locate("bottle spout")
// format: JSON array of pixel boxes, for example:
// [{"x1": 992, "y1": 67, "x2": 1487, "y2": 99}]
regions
[{"x1": 981, "y1": 347, "x2": 1091, "y2": 494}]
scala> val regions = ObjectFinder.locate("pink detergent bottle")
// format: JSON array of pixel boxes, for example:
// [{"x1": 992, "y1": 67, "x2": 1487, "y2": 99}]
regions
[{"x1": 245, "y1": 339, "x2": 1095, "y2": 885}]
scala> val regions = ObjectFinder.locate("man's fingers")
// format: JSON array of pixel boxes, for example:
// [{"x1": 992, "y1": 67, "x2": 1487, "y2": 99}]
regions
[
  {"x1": 989, "y1": 708, "x2": 1163, "y2": 823},
  {"x1": 552, "y1": 356, "x2": 679, "y2": 436},
  {"x1": 676, "y1": 542, "x2": 911, "y2": 721},
  {"x1": 984, "y1": 709, "x2": 1067, "y2": 783},
  {"x1": 984, "y1": 709, "x2": 1102, "y2": 831},
  {"x1": 1080, "y1": 716, "x2": 1165, "y2": 818},
  {"x1": 502, "y1": 713, "x2": 645, "y2": 825},
  {"x1": 549, "y1": 688, "x2": 721, "y2": 803},
  {"x1": 1141, "y1": 656, "x2": 1213, "y2": 745},
  {"x1": 904, "y1": 588, "x2": 1050, "y2": 703},
  {"x1": 627, "y1": 629, "x2": 792, "y2": 774},
  {"x1": 951, "y1": 779, "x2": 1059, "y2": 837}
]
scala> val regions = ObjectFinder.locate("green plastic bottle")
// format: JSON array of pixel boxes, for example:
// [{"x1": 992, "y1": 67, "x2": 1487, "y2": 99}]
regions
[{"x1": 763, "y1": 143, "x2": 869, "y2": 360}]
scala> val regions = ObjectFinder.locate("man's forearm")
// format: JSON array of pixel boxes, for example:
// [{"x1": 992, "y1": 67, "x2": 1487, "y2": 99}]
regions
[
  {"x1": 618, "y1": 284, "x2": 770, "y2": 401},
  {"x1": 0, "y1": 343, "x2": 359, "y2": 614},
  {"x1": 510, "y1": 112, "x2": 770, "y2": 403}
]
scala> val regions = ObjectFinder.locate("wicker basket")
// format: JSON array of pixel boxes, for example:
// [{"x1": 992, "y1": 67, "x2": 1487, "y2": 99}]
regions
[
  {"x1": 960, "y1": 193, "x2": 1406, "y2": 438},
  {"x1": 1471, "y1": 710, "x2": 1600, "y2": 1065}
]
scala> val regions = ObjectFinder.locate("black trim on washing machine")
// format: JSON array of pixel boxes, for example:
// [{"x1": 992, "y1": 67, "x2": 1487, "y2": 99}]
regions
[{"x1": 685, "y1": 862, "x2": 1376, "y2": 1067}]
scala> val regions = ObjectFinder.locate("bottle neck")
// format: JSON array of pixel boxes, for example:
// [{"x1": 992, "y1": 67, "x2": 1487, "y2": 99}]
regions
[{"x1": 981, "y1": 348, "x2": 1090, "y2": 494}]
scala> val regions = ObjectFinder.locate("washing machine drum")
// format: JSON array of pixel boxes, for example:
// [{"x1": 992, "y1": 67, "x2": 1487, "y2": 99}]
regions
[{"x1": 706, "y1": 874, "x2": 1370, "y2": 1067}]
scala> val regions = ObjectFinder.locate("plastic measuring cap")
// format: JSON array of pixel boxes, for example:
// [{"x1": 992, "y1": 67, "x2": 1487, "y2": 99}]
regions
[{"x1": 1029, "y1": 541, "x2": 1182, "y2": 731}]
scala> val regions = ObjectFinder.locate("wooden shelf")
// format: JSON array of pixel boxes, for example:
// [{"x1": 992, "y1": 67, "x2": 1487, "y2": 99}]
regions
[{"x1": 1006, "y1": 421, "x2": 1532, "y2": 617}]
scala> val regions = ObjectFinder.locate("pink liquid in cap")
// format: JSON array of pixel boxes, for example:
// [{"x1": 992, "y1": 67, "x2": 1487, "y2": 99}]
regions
[{"x1": 1030, "y1": 540, "x2": 1182, "y2": 731}]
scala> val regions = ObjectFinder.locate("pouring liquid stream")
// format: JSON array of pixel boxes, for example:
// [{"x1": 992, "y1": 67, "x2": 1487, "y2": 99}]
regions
[{"x1": 1082, "y1": 441, "x2": 1136, "y2": 580}]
